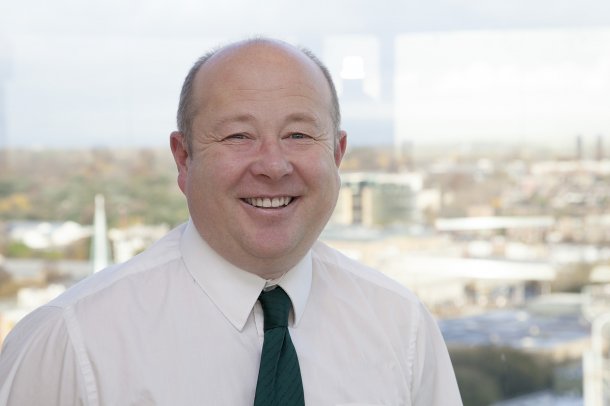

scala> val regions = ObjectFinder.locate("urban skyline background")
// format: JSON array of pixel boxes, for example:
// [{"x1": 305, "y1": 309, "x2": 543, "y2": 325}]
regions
[{"x1": 0, "y1": 0, "x2": 609, "y2": 149}]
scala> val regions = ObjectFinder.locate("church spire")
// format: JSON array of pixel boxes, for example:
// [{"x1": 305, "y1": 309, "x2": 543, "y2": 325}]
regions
[{"x1": 92, "y1": 194, "x2": 110, "y2": 273}]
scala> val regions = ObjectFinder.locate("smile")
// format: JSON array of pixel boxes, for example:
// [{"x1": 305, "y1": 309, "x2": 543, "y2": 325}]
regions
[{"x1": 242, "y1": 196, "x2": 294, "y2": 208}]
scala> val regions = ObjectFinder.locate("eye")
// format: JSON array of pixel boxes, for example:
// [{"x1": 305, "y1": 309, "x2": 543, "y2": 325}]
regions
[
  {"x1": 224, "y1": 133, "x2": 248, "y2": 141},
  {"x1": 288, "y1": 133, "x2": 310, "y2": 140}
]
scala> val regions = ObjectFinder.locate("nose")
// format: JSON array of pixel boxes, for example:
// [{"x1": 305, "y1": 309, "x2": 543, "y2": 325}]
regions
[{"x1": 250, "y1": 138, "x2": 293, "y2": 180}]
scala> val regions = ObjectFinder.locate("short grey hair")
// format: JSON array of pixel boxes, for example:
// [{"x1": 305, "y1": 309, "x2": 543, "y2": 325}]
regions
[{"x1": 176, "y1": 38, "x2": 342, "y2": 153}]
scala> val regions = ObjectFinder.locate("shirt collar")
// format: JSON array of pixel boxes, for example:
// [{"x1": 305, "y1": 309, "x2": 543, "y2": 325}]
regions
[{"x1": 180, "y1": 220, "x2": 311, "y2": 331}]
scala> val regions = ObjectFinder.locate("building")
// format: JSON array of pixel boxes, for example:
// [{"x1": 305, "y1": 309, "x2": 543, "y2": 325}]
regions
[
  {"x1": 7, "y1": 221, "x2": 91, "y2": 250},
  {"x1": 331, "y1": 172, "x2": 422, "y2": 227},
  {"x1": 322, "y1": 225, "x2": 556, "y2": 316},
  {"x1": 108, "y1": 223, "x2": 169, "y2": 263},
  {"x1": 582, "y1": 284, "x2": 610, "y2": 406}
]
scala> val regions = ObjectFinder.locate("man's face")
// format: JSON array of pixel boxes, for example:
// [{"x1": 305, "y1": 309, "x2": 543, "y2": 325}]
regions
[{"x1": 171, "y1": 43, "x2": 347, "y2": 277}]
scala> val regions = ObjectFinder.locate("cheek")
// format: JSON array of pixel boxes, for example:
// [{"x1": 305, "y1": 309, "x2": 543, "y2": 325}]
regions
[
  {"x1": 185, "y1": 153, "x2": 243, "y2": 195},
  {"x1": 184, "y1": 160, "x2": 211, "y2": 201},
  {"x1": 302, "y1": 155, "x2": 340, "y2": 192}
]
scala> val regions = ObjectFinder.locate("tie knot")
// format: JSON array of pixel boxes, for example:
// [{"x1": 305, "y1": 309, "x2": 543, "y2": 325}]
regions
[{"x1": 259, "y1": 286, "x2": 291, "y2": 331}]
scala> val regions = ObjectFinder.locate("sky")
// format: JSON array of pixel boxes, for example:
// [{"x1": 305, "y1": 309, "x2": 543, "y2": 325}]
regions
[
  {"x1": 395, "y1": 28, "x2": 610, "y2": 147},
  {"x1": 0, "y1": 0, "x2": 609, "y2": 149}
]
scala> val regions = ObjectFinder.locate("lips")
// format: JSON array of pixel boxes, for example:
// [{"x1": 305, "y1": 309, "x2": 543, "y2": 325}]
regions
[{"x1": 242, "y1": 196, "x2": 294, "y2": 208}]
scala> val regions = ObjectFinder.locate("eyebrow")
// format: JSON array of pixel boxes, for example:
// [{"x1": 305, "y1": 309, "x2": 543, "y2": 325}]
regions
[
  {"x1": 282, "y1": 112, "x2": 321, "y2": 127},
  {"x1": 211, "y1": 112, "x2": 322, "y2": 129},
  {"x1": 211, "y1": 114, "x2": 257, "y2": 129}
]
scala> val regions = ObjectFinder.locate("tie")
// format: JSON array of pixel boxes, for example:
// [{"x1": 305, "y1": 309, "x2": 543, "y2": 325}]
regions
[{"x1": 254, "y1": 286, "x2": 305, "y2": 406}]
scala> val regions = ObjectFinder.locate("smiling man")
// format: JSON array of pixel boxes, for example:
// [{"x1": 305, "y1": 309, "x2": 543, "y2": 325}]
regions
[
  {"x1": 0, "y1": 38, "x2": 462, "y2": 405},
  {"x1": 170, "y1": 40, "x2": 346, "y2": 280}
]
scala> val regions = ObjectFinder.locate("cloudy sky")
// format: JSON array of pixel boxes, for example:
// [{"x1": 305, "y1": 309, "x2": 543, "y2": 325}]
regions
[
  {"x1": 395, "y1": 28, "x2": 610, "y2": 147},
  {"x1": 1, "y1": 0, "x2": 609, "y2": 148}
]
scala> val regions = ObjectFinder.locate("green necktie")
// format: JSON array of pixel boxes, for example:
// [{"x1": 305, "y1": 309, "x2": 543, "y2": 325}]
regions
[{"x1": 254, "y1": 286, "x2": 305, "y2": 406}]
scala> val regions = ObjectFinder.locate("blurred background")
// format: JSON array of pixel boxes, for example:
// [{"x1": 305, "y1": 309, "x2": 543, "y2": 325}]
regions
[{"x1": 1, "y1": 1, "x2": 610, "y2": 404}]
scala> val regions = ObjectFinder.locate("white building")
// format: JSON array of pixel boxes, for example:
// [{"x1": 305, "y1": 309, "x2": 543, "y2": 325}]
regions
[
  {"x1": 322, "y1": 227, "x2": 555, "y2": 315},
  {"x1": 583, "y1": 284, "x2": 610, "y2": 406},
  {"x1": 108, "y1": 224, "x2": 169, "y2": 263},
  {"x1": 8, "y1": 221, "x2": 91, "y2": 250}
]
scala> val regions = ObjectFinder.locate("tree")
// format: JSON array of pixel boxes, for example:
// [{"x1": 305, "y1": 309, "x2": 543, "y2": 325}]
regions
[{"x1": 450, "y1": 346, "x2": 553, "y2": 403}]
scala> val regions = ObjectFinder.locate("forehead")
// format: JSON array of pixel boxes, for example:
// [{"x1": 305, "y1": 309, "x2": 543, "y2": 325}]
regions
[{"x1": 192, "y1": 42, "x2": 333, "y2": 114}]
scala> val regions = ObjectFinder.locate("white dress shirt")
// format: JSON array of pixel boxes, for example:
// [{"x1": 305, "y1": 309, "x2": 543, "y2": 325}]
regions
[{"x1": 0, "y1": 221, "x2": 462, "y2": 406}]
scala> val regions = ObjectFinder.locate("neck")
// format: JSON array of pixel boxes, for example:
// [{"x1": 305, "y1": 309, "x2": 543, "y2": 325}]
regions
[{"x1": 245, "y1": 262, "x2": 293, "y2": 281}]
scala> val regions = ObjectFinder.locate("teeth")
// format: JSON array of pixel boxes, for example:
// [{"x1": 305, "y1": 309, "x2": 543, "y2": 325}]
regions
[{"x1": 245, "y1": 197, "x2": 293, "y2": 208}]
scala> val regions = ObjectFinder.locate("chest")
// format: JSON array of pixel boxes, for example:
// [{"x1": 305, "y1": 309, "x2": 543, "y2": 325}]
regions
[{"x1": 84, "y1": 312, "x2": 411, "y2": 406}]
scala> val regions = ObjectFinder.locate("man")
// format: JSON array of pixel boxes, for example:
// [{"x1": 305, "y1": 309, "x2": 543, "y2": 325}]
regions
[{"x1": 0, "y1": 38, "x2": 462, "y2": 405}]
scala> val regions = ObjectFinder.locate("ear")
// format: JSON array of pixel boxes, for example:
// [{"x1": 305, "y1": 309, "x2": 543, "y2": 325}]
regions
[
  {"x1": 334, "y1": 130, "x2": 347, "y2": 167},
  {"x1": 170, "y1": 131, "x2": 189, "y2": 195}
]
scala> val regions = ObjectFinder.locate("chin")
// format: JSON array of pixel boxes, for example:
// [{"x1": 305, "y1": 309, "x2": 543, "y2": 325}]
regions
[
  {"x1": 249, "y1": 245, "x2": 295, "y2": 260},
  {"x1": 245, "y1": 238, "x2": 303, "y2": 261}
]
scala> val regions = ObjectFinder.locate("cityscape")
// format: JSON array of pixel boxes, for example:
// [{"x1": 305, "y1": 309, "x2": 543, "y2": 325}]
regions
[
  {"x1": 1, "y1": 136, "x2": 609, "y2": 405},
  {"x1": 1, "y1": 15, "x2": 610, "y2": 406}
]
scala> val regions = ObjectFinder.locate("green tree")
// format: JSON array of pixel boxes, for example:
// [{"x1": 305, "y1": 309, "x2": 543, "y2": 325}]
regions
[
  {"x1": 454, "y1": 365, "x2": 502, "y2": 406},
  {"x1": 6, "y1": 241, "x2": 33, "y2": 258},
  {"x1": 450, "y1": 346, "x2": 553, "y2": 402}
]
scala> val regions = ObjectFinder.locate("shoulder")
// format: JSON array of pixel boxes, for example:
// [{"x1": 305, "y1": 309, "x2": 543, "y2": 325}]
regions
[
  {"x1": 0, "y1": 305, "x2": 86, "y2": 404},
  {"x1": 49, "y1": 223, "x2": 186, "y2": 309},
  {"x1": 309, "y1": 241, "x2": 449, "y2": 374},
  {"x1": 0, "y1": 224, "x2": 188, "y2": 402},
  {"x1": 1, "y1": 224, "x2": 186, "y2": 353},
  {"x1": 311, "y1": 240, "x2": 421, "y2": 308},
  {"x1": 310, "y1": 241, "x2": 463, "y2": 405}
]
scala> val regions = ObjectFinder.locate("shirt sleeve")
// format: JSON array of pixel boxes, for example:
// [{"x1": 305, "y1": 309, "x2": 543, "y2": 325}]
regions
[
  {"x1": 411, "y1": 303, "x2": 463, "y2": 406},
  {"x1": 0, "y1": 306, "x2": 88, "y2": 406}
]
